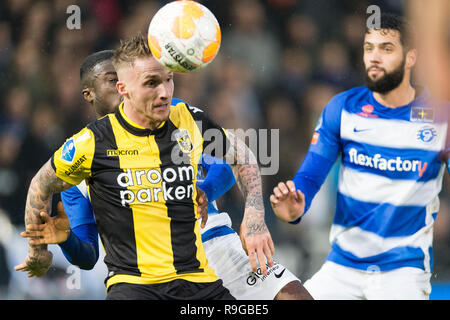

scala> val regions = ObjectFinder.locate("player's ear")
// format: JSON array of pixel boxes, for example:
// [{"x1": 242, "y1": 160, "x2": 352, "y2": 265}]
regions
[
  {"x1": 116, "y1": 81, "x2": 128, "y2": 98},
  {"x1": 405, "y1": 48, "x2": 417, "y2": 69},
  {"x1": 82, "y1": 88, "x2": 95, "y2": 104}
]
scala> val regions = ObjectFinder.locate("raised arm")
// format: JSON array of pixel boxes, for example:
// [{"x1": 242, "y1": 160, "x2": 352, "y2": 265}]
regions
[
  {"x1": 197, "y1": 154, "x2": 235, "y2": 202},
  {"x1": 225, "y1": 131, "x2": 274, "y2": 275},
  {"x1": 270, "y1": 93, "x2": 344, "y2": 225},
  {"x1": 25, "y1": 159, "x2": 73, "y2": 228},
  {"x1": 182, "y1": 100, "x2": 274, "y2": 274},
  {"x1": 20, "y1": 186, "x2": 101, "y2": 270},
  {"x1": 15, "y1": 158, "x2": 74, "y2": 277}
]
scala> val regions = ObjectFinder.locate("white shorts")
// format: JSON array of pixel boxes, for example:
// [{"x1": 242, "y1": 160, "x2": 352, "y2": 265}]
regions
[
  {"x1": 304, "y1": 261, "x2": 432, "y2": 300},
  {"x1": 202, "y1": 214, "x2": 300, "y2": 300}
]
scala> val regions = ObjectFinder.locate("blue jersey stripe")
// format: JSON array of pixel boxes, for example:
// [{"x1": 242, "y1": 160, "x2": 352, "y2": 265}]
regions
[
  {"x1": 207, "y1": 203, "x2": 219, "y2": 214},
  {"x1": 334, "y1": 192, "x2": 429, "y2": 237},
  {"x1": 327, "y1": 242, "x2": 428, "y2": 271},
  {"x1": 61, "y1": 186, "x2": 96, "y2": 228},
  {"x1": 342, "y1": 86, "x2": 432, "y2": 122},
  {"x1": 341, "y1": 139, "x2": 442, "y2": 182},
  {"x1": 201, "y1": 225, "x2": 235, "y2": 242}
]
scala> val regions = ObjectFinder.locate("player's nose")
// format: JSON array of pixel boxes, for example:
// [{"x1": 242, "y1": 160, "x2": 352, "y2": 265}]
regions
[
  {"x1": 158, "y1": 83, "x2": 170, "y2": 101},
  {"x1": 368, "y1": 48, "x2": 382, "y2": 64}
]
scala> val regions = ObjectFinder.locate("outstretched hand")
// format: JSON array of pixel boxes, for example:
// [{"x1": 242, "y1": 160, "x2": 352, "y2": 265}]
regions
[
  {"x1": 20, "y1": 202, "x2": 71, "y2": 245},
  {"x1": 270, "y1": 180, "x2": 305, "y2": 223},
  {"x1": 239, "y1": 209, "x2": 275, "y2": 275},
  {"x1": 14, "y1": 249, "x2": 53, "y2": 277}
]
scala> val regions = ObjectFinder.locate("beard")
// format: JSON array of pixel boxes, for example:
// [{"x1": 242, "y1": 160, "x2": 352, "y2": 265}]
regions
[{"x1": 364, "y1": 57, "x2": 406, "y2": 94}]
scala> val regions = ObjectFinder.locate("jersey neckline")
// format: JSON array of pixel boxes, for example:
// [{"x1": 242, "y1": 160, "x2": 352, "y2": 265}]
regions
[
  {"x1": 115, "y1": 102, "x2": 168, "y2": 136},
  {"x1": 368, "y1": 85, "x2": 429, "y2": 112}
]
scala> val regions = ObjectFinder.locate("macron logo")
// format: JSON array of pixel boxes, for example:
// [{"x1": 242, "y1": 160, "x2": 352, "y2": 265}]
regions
[{"x1": 348, "y1": 148, "x2": 428, "y2": 177}]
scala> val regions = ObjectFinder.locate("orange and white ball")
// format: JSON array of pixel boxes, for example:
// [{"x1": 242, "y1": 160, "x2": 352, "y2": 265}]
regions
[{"x1": 148, "y1": 0, "x2": 221, "y2": 73}]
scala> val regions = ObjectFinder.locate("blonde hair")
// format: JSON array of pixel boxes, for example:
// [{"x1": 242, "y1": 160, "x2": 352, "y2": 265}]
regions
[{"x1": 112, "y1": 33, "x2": 153, "y2": 70}]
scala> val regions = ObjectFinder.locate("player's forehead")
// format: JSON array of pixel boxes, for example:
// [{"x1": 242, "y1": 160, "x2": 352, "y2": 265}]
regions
[
  {"x1": 364, "y1": 28, "x2": 401, "y2": 46},
  {"x1": 92, "y1": 60, "x2": 116, "y2": 78},
  {"x1": 133, "y1": 57, "x2": 173, "y2": 79}
]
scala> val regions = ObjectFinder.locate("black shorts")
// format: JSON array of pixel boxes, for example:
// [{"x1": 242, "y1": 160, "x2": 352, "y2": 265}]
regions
[{"x1": 106, "y1": 279, "x2": 235, "y2": 300}]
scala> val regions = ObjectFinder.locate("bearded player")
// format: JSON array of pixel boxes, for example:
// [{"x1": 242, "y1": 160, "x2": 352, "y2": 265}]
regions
[{"x1": 271, "y1": 13, "x2": 449, "y2": 299}]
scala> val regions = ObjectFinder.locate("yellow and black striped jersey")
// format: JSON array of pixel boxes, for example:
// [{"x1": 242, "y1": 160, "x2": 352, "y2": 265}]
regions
[{"x1": 51, "y1": 98, "x2": 229, "y2": 288}]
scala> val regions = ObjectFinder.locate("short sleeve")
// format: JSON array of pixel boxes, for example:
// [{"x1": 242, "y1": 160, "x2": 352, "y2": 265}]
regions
[
  {"x1": 51, "y1": 127, "x2": 95, "y2": 185},
  {"x1": 178, "y1": 100, "x2": 231, "y2": 159}
]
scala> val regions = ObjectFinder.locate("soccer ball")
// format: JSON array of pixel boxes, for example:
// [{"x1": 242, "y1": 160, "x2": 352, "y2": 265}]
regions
[{"x1": 148, "y1": 0, "x2": 221, "y2": 73}]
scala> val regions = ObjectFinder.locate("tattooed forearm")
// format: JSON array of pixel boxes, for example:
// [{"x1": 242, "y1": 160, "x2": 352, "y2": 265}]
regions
[
  {"x1": 226, "y1": 132, "x2": 264, "y2": 210},
  {"x1": 25, "y1": 159, "x2": 73, "y2": 250},
  {"x1": 242, "y1": 208, "x2": 268, "y2": 238},
  {"x1": 236, "y1": 164, "x2": 264, "y2": 211},
  {"x1": 225, "y1": 132, "x2": 268, "y2": 236}
]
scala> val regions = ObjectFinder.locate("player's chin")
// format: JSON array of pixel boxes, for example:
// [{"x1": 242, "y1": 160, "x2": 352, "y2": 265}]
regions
[
  {"x1": 368, "y1": 68, "x2": 386, "y2": 80},
  {"x1": 152, "y1": 104, "x2": 170, "y2": 120}
]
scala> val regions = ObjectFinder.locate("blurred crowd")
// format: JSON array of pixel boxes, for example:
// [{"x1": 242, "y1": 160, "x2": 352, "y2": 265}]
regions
[{"x1": 0, "y1": 0, "x2": 448, "y2": 299}]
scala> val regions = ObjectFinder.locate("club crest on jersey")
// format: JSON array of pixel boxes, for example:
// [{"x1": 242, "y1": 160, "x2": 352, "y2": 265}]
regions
[
  {"x1": 175, "y1": 129, "x2": 193, "y2": 153},
  {"x1": 417, "y1": 126, "x2": 437, "y2": 144},
  {"x1": 61, "y1": 138, "x2": 76, "y2": 163},
  {"x1": 356, "y1": 104, "x2": 378, "y2": 118},
  {"x1": 362, "y1": 104, "x2": 374, "y2": 114}
]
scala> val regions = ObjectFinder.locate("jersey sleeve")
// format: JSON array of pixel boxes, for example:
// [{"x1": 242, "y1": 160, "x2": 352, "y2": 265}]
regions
[
  {"x1": 59, "y1": 182, "x2": 99, "y2": 269},
  {"x1": 182, "y1": 101, "x2": 231, "y2": 159},
  {"x1": 308, "y1": 93, "x2": 345, "y2": 162},
  {"x1": 198, "y1": 154, "x2": 235, "y2": 202},
  {"x1": 289, "y1": 93, "x2": 345, "y2": 223},
  {"x1": 60, "y1": 183, "x2": 96, "y2": 229},
  {"x1": 59, "y1": 223, "x2": 99, "y2": 270},
  {"x1": 51, "y1": 127, "x2": 95, "y2": 185}
]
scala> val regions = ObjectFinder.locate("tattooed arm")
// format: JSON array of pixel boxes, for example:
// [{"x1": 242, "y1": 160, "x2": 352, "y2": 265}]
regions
[
  {"x1": 226, "y1": 131, "x2": 274, "y2": 275},
  {"x1": 14, "y1": 158, "x2": 74, "y2": 277}
]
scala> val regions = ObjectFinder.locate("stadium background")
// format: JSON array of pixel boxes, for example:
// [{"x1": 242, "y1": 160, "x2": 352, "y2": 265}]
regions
[{"x1": 0, "y1": 0, "x2": 448, "y2": 299}]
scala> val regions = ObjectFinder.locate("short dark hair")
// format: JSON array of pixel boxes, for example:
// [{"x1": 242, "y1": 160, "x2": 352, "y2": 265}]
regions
[
  {"x1": 80, "y1": 50, "x2": 115, "y2": 88},
  {"x1": 366, "y1": 13, "x2": 414, "y2": 49}
]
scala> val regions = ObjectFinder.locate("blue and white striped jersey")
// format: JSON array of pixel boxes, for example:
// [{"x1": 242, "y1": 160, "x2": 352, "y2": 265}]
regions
[{"x1": 305, "y1": 86, "x2": 448, "y2": 272}]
